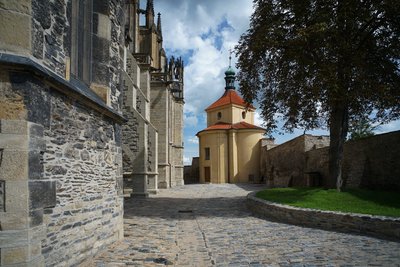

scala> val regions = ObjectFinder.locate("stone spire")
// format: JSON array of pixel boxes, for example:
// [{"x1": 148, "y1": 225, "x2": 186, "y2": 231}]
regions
[
  {"x1": 225, "y1": 51, "x2": 235, "y2": 90},
  {"x1": 157, "y1": 13, "x2": 163, "y2": 40},
  {"x1": 146, "y1": 0, "x2": 155, "y2": 27},
  {"x1": 146, "y1": 0, "x2": 154, "y2": 14}
]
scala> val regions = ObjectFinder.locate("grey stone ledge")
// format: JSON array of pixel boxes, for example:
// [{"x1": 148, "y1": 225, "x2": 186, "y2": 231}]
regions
[
  {"x1": 0, "y1": 52, "x2": 126, "y2": 123},
  {"x1": 132, "y1": 171, "x2": 159, "y2": 175},
  {"x1": 247, "y1": 191, "x2": 400, "y2": 242}
]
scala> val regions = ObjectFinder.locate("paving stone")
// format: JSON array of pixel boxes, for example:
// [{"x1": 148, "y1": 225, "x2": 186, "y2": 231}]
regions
[{"x1": 89, "y1": 184, "x2": 400, "y2": 266}]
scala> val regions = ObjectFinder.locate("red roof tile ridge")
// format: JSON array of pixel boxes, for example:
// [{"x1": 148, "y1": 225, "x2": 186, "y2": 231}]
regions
[
  {"x1": 205, "y1": 89, "x2": 253, "y2": 111},
  {"x1": 232, "y1": 121, "x2": 265, "y2": 130},
  {"x1": 197, "y1": 121, "x2": 265, "y2": 135}
]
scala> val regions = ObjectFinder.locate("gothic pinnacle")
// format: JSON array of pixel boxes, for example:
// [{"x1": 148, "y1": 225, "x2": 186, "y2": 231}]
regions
[
  {"x1": 157, "y1": 13, "x2": 163, "y2": 38},
  {"x1": 146, "y1": 0, "x2": 154, "y2": 15}
]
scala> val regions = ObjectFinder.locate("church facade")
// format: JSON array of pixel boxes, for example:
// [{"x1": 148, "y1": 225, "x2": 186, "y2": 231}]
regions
[
  {"x1": 122, "y1": 0, "x2": 184, "y2": 196},
  {"x1": 197, "y1": 66, "x2": 265, "y2": 184},
  {"x1": 145, "y1": 2, "x2": 185, "y2": 190}
]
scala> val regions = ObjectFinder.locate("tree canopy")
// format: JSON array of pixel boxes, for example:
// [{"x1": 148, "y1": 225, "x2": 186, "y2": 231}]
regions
[
  {"x1": 236, "y1": 0, "x2": 400, "y2": 189},
  {"x1": 348, "y1": 119, "x2": 376, "y2": 140}
]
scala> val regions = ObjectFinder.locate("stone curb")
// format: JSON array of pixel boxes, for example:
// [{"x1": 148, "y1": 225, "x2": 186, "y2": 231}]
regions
[{"x1": 247, "y1": 191, "x2": 400, "y2": 242}]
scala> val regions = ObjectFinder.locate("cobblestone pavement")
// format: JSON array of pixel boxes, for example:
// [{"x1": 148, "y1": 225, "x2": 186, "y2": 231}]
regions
[{"x1": 90, "y1": 184, "x2": 400, "y2": 266}]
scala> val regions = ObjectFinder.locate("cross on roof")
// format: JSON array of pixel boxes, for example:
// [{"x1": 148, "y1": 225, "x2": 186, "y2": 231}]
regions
[{"x1": 229, "y1": 48, "x2": 233, "y2": 67}]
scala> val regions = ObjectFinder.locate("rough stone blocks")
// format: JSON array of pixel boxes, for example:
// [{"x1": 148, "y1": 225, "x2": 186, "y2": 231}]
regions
[
  {"x1": 0, "y1": 0, "x2": 31, "y2": 15},
  {"x1": 0, "y1": 9, "x2": 31, "y2": 54}
]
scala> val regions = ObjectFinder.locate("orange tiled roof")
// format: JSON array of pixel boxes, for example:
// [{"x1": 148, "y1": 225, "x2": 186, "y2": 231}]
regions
[
  {"x1": 197, "y1": 121, "x2": 265, "y2": 135},
  {"x1": 205, "y1": 89, "x2": 255, "y2": 111}
]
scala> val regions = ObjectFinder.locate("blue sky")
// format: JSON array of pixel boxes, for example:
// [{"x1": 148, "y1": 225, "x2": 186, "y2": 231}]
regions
[{"x1": 152, "y1": 0, "x2": 400, "y2": 165}]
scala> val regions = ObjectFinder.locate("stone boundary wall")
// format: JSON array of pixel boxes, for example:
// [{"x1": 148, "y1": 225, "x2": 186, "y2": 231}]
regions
[
  {"x1": 261, "y1": 135, "x2": 329, "y2": 187},
  {"x1": 305, "y1": 131, "x2": 400, "y2": 189},
  {"x1": 261, "y1": 131, "x2": 400, "y2": 190},
  {"x1": 247, "y1": 192, "x2": 400, "y2": 242},
  {"x1": 184, "y1": 157, "x2": 200, "y2": 184}
]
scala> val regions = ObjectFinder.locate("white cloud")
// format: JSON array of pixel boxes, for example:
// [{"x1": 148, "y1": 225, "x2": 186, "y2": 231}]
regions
[
  {"x1": 187, "y1": 137, "x2": 199, "y2": 144},
  {"x1": 184, "y1": 113, "x2": 198, "y2": 127},
  {"x1": 155, "y1": 0, "x2": 253, "y2": 115},
  {"x1": 152, "y1": 0, "x2": 255, "y2": 161},
  {"x1": 183, "y1": 156, "x2": 191, "y2": 165}
]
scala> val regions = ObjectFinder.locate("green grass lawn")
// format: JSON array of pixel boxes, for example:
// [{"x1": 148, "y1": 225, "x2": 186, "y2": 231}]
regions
[{"x1": 256, "y1": 187, "x2": 400, "y2": 217}]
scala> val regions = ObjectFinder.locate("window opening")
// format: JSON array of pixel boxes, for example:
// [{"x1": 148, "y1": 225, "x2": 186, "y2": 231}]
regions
[
  {"x1": 71, "y1": 0, "x2": 93, "y2": 85},
  {"x1": 205, "y1": 147, "x2": 210, "y2": 160}
]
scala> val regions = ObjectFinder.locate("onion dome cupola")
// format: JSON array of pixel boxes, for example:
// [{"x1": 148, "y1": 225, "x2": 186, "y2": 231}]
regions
[
  {"x1": 224, "y1": 52, "x2": 236, "y2": 90},
  {"x1": 224, "y1": 66, "x2": 236, "y2": 90}
]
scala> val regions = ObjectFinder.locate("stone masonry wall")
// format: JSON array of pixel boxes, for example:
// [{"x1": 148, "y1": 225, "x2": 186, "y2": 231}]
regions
[
  {"x1": 261, "y1": 135, "x2": 329, "y2": 187},
  {"x1": 261, "y1": 131, "x2": 399, "y2": 190},
  {"x1": 172, "y1": 101, "x2": 184, "y2": 186},
  {"x1": 0, "y1": 0, "x2": 32, "y2": 56},
  {"x1": 0, "y1": 71, "x2": 123, "y2": 266},
  {"x1": 150, "y1": 83, "x2": 170, "y2": 189},
  {"x1": 0, "y1": 117, "x2": 51, "y2": 266},
  {"x1": 263, "y1": 136, "x2": 304, "y2": 187},
  {"x1": 306, "y1": 131, "x2": 400, "y2": 190},
  {"x1": 98, "y1": 0, "x2": 123, "y2": 112},
  {"x1": 147, "y1": 123, "x2": 158, "y2": 193},
  {"x1": 0, "y1": 0, "x2": 126, "y2": 265},
  {"x1": 122, "y1": 53, "x2": 158, "y2": 197},
  {"x1": 31, "y1": 0, "x2": 68, "y2": 76},
  {"x1": 184, "y1": 157, "x2": 200, "y2": 184},
  {"x1": 41, "y1": 90, "x2": 123, "y2": 266},
  {"x1": 122, "y1": 71, "x2": 140, "y2": 175},
  {"x1": 30, "y1": 0, "x2": 125, "y2": 111}
]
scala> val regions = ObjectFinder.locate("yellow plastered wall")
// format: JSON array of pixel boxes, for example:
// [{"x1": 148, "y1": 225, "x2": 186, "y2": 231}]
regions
[
  {"x1": 207, "y1": 105, "x2": 255, "y2": 126},
  {"x1": 235, "y1": 130, "x2": 264, "y2": 183},
  {"x1": 198, "y1": 131, "x2": 228, "y2": 183},
  {"x1": 199, "y1": 129, "x2": 263, "y2": 184},
  {"x1": 231, "y1": 106, "x2": 255, "y2": 125},
  {"x1": 228, "y1": 130, "x2": 238, "y2": 182},
  {"x1": 207, "y1": 107, "x2": 233, "y2": 126}
]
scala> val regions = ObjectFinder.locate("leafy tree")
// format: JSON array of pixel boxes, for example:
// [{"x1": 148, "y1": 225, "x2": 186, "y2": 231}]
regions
[
  {"x1": 348, "y1": 119, "x2": 376, "y2": 140},
  {"x1": 236, "y1": 0, "x2": 400, "y2": 190}
]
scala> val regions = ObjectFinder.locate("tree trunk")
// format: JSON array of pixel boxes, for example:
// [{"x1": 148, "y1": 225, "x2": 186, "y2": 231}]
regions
[
  {"x1": 327, "y1": 101, "x2": 349, "y2": 191},
  {"x1": 329, "y1": 0, "x2": 350, "y2": 191}
]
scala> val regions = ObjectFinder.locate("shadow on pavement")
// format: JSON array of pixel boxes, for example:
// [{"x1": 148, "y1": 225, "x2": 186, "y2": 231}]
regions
[
  {"x1": 123, "y1": 196, "x2": 253, "y2": 219},
  {"x1": 122, "y1": 183, "x2": 267, "y2": 220}
]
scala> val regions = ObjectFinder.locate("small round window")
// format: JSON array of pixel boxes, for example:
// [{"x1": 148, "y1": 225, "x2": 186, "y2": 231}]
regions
[
  {"x1": 242, "y1": 111, "x2": 246, "y2": 119},
  {"x1": 217, "y1": 112, "x2": 222, "y2": 120}
]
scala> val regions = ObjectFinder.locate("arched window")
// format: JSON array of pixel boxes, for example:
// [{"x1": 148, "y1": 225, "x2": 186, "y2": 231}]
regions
[
  {"x1": 217, "y1": 112, "x2": 222, "y2": 120},
  {"x1": 242, "y1": 111, "x2": 246, "y2": 119}
]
